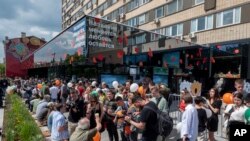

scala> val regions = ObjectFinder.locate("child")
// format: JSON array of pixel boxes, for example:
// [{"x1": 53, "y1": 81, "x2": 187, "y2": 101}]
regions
[{"x1": 195, "y1": 96, "x2": 207, "y2": 141}]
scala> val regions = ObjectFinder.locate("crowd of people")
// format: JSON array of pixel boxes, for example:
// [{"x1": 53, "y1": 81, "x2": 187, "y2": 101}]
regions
[{"x1": 1, "y1": 77, "x2": 250, "y2": 141}]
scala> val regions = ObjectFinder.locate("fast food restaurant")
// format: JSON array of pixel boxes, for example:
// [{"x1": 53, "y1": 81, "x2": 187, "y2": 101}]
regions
[{"x1": 27, "y1": 15, "x2": 250, "y2": 94}]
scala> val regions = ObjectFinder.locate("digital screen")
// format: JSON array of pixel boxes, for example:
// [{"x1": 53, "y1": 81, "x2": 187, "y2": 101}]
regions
[
  {"x1": 100, "y1": 74, "x2": 128, "y2": 88},
  {"x1": 162, "y1": 52, "x2": 180, "y2": 68},
  {"x1": 124, "y1": 55, "x2": 136, "y2": 65},
  {"x1": 135, "y1": 54, "x2": 148, "y2": 63},
  {"x1": 153, "y1": 75, "x2": 168, "y2": 85},
  {"x1": 34, "y1": 18, "x2": 87, "y2": 66},
  {"x1": 153, "y1": 67, "x2": 168, "y2": 75},
  {"x1": 129, "y1": 68, "x2": 137, "y2": 75}
]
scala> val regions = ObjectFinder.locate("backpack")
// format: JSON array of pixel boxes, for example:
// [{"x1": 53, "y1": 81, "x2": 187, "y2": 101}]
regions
[{"x1": 145, "y1": 104, "x2": 173, "y2": 137}]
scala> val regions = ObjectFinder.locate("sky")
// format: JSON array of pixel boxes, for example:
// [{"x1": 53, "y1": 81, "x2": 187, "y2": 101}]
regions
[{"x1": 0, "y1": 0, "x2": 61, "y2": 63}]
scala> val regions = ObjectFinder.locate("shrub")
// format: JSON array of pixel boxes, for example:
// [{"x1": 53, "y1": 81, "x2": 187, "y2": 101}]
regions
[{"x1": 4, "y1": 94, "x2": 44, "y2": 141}]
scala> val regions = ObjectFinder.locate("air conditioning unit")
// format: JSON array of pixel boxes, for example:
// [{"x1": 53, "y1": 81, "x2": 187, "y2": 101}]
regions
[
  {"x1": 120, "y1": 13, "x2": 126, "y2": 19},
  {"x1": 189, "y1": 32, "x2": 196, "y2": 39},
  {"x1": 154, "y1": 18, "x2": 160, "y2": 24}
]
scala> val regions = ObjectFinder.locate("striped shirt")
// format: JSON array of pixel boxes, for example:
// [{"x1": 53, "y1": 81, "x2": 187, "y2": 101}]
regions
[{"x1": 51, "y1": 111, "x2": 69, "y2": 140}]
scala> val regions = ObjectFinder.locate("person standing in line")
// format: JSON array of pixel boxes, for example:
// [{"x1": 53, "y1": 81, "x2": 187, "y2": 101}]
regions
[
  {"x1": 50, "y1": 82, "x2": 60, "y2": 102},
  {"x1": 60, "y1": 81, "x2": 69, "y2": 104},
  {"x1": 180, "y1": 94, "x2": 198, "y2": 141},
  {"x1": 51, "y1": 103, "x2": 69, "y2": 141},
  {"x1": 224, "y1": 93, "x2": 247, "y2": 133},
  {"x1": 125, "y1": 96, "x2": 158, "y2": 141},
  {"x1": 233, "y1": 79, "x2": 247, "y2": 97},
  {"x1": 0, "y1": 76, "x2": 9, "y2": 97},
  {"x1": 66, "y1": 89, "x2": 85, "y2": 136},
  {"x1": 194, "y1": 96, "x2": 208, "y2": 141},
  {"x1": 150, "y1": 86, "x2": 168, "y2": 112},
  {"x1": 206, "y1": 88, "x2": 222, "y2": 141},
  {"x1": 104, "y1": 90, "x2": 119, "y2": 141}
]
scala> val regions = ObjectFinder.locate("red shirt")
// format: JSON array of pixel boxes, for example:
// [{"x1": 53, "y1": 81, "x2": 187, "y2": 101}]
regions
[
  {"x1": 179, "y1": 100, "x2": 186, "y2": 111},
  {"x1": 77, "y1": 86, "x2": 84, "y2": 97}
]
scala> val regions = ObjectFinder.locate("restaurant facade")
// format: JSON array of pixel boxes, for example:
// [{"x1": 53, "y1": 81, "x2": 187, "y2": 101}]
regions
[{"x1": 26, "y1": 15, "x2": 250, "y2": 94}]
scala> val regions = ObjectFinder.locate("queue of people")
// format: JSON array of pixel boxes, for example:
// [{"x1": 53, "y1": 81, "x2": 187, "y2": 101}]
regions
[{"x1": 3, "y1": 76, "x2": 250, "y2": 141}]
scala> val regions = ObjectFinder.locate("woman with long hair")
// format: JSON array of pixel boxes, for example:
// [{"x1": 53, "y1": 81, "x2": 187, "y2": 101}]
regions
[
  {"x1": 86, "y1": 94, "x2": 105, "y2": 132},
  {"x1": 224, "y1": 93, "x2": 247, "y2": 133},
  {"x1": 206, "y1": 88, "x2": 222, "y2": 141}
]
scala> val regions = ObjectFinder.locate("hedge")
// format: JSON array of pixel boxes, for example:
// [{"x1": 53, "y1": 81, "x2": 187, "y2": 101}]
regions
[{"x1": 4, "y1": 94, "x2": 44, "y2": 141}]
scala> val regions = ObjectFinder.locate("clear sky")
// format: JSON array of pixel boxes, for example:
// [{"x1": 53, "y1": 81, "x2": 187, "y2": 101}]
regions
[{"x1": 0, "y1": 0, "x2": 62, "y2": 63}]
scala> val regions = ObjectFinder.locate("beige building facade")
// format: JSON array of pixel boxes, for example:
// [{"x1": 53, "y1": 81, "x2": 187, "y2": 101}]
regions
[{"x1": 62, "y1": 0, "x2": 250, "y2": 46}]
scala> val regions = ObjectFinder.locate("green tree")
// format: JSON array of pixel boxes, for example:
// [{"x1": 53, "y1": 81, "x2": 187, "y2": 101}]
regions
[{"x1": 0, "y1": 63, "x2": 5, "y2": 76}]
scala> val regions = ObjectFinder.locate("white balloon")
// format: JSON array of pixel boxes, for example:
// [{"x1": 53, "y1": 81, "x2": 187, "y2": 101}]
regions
[
  {"x1": 112, "y1": 81, "x2": 119, "y2": 89},
  {"x1": 204, "y1": 108, "x2": 212, "y2": 118},
  {"x1": 92, "y1": 81, "x2": 97, "y2": 87},
  {"x1": 96, "y1": 88, "x2": 101, "y2": 92},
  {"x1": 176, "y1": 122, "x2": 182, "y2": 133},
  {"x1": 67, "y1": 82, "x2": 73, "y2": 88},
  {"x1": 130, "y1": 83, "x2": 139, "y2": 92}
]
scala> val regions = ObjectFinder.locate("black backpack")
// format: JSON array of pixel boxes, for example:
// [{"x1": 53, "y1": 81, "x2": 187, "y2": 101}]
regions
[{"x1": 145, "y1": 104, "x2": 173, "y2": 137}]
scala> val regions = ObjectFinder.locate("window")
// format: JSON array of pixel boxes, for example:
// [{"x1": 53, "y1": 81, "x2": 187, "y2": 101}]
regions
[
  {"x1": 216, "y1": 7, "x2": 241, "y2": 27},
  {"x1": 103, "y1": 16, "x2": 108, "y2": 20},
  {"x1": 167, "y1": 0, "x2": 183, "y2": 15},
  {"x1": 136, "y1": 34, "x2": 146, "y2": 44},
  {"x1": 92, "y1": 0, "x2": 97, "y2": 4},
  {"x1": 92, "y1": 9, "x2": 97, "y2": 16},
  {"x1": 111, "y1": 10, "x2": 118, "y2": 20},
  {"x1": 87, "y1": 2, "x2": 92, "y2": 9},
  {"x1": 128, "y1": 17, "x2": 137, "y2": 26},
  {"x1": 194, "y1": 0, "x2": 204, "y2": 5},
  {"x1": 128, "y1": 38, "x2": 135, "y2": 46},
  {"x1": 155, "y1": 6, "x2": 164, "y2": 18},
  {"x1": 128, "y1": 0, "x2": 150, "y2": 11},
  {"x1": 138, "y1": 14, "x2": 146, "y2": 25},
  {"x1": 128, "y1": 0, "x2": 139, "y2": 10},
  {"x1": 104, "y1": 2, "x2": 108, "y2": 9},
  {"x1": 118, "y1": 7, "x2": 124, "y2": 14},
  {"x1": 112, "y1": 0, "x2": 117, "y2": 4},
  {"x1": 138, "y1": 0, "x2": 149, "y2": 6},
  {"x1": 99, "y1": 5, "x2": 104, "y2": 12},
  {"x1": 191, "y1": 15, "x2": 213, "y2": 33},
  {"x1": 151, "y1": 28, "x2": 165, "y2": 41},
  {"x1": 165, "y1": 23, "x2": 183, "y2": 36}
]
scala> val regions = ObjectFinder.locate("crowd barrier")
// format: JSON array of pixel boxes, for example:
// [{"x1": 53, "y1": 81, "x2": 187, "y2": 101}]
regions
[{"x1": 167, "y1": 94, "x2": 228, "y2": 140}]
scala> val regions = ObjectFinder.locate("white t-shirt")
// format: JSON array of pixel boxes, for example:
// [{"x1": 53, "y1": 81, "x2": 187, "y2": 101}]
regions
[
  {"x1": 229, "y1": 105, "x2": 248, "y2": 122},
  {"x1": 49, "y1": 86, "x2": 59, "y2": 99}
]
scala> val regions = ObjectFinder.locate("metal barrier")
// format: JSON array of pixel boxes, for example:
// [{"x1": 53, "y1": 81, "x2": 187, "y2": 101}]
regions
[
  {"x1": 167, "y1": 94, "x2": 228, "y2": 140},
  {"x1": 168, "y1": 94, "x2": 181, "y2": 125}
]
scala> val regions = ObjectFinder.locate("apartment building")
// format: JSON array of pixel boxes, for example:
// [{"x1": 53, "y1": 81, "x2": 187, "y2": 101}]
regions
[{"x1": 62, "y1": 0, "x2": 250, "y2": 46}]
